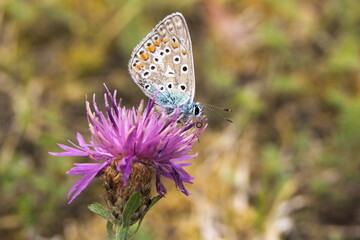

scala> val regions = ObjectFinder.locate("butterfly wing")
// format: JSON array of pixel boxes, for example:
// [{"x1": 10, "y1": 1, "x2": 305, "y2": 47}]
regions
[{"x1": 128, "y1": 12, "x2": 196, "y2": 108}]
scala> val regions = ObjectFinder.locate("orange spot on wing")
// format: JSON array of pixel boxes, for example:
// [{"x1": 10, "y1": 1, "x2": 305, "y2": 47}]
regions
[
  {"x1": 146, "y1": 45, "x2": 156, "y2": 52},
  {"x1": 171, "y1": 42, "x2": 179, "y2": 49},
  {"x1": 153, "y1": 40, "x2": 161, "y2": 46},
  {"x1": 133, "y1": 63, "x2": 143, "y2": 71},
  {"x1": 162, "y1": 38, "x2": 169, "y2": 43},
  {"x1": 140, "y1": 52, "x2": 149, "y2": 60},
  {"x1": 181, "y1": 49, "x2": 187, "y2": 55}
]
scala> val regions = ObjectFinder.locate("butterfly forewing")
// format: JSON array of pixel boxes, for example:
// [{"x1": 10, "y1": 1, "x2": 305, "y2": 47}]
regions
[{"x1": 128, "y1": 12, "x2": 196, "y2": 108}]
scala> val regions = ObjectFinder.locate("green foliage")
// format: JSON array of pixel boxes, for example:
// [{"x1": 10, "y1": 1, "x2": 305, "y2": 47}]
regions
[
  {"x1": 88, "y1": 193, "x2": 162, "y2": 239},
  {"x1": 88, "y1": 203, "x2": 115, "y2": 223}
]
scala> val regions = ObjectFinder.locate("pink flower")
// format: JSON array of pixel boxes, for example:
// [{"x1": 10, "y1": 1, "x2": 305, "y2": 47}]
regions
[{"x1": 50, "y1": 87, "x2": 206, "y2": 203}]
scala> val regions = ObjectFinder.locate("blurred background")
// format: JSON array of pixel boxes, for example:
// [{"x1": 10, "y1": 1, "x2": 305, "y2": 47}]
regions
[{"x1": 1, "y1": 0, "x2": 360, "y2": 239}]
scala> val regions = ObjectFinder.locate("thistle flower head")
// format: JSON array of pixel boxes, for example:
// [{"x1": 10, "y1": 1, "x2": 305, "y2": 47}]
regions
[{"x1": 50, "y1": 87, "x2": 206, "y2": 205}]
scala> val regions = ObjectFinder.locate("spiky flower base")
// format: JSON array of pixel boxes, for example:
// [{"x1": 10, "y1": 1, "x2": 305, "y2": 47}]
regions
[{"x1": 104, "y1": 160, "x2": 153, "y2": 224}]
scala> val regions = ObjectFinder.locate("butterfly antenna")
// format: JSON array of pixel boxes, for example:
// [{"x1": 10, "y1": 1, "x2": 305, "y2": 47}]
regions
[
  {"x1": 202, "y1": 104, "x2": 233, "y2": 123},
  {"x1": 202, "y1": 103, "x2": 232, "y2": 112}
]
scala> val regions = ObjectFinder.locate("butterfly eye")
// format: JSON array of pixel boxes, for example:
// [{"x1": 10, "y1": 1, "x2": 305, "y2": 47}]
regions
[
  {"x1": 194, "y1": 106, "x2": 200, "y2": 116},
  {"x1": 179, "y1": 84, "x2": 186, "y2": 92},
  {"x1": 173, "y1": 56, "x2": 180, "y2": 64},
  {"x1": 181, "y1": 64, "x2": 188, "y2": 73}
]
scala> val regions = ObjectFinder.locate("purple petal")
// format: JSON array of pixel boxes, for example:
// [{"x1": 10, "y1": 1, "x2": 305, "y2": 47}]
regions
[
  {"x1": 49, "y1": 144, "x2": 88, "y2": 157},
  {"x1": 67, "y1": 173, "x2": 96, "y2": 203},
  {"x1": 67, "y1": 160, "x2": 111, "y2": 203},
  {"x1": 170, "y1": 166, "x2": 190, "y2": 196},
  {"x1": 117, "y1": 155, "x2": 133, "y2": 185},
  {"x1": 155, "y1": 173, "x2": 167, "y2": 197}
]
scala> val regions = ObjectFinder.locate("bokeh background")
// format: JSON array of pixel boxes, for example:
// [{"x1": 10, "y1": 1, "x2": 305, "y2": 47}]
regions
[{"x1": 1, "y1": 0, "x2": 360, "y2": 239}]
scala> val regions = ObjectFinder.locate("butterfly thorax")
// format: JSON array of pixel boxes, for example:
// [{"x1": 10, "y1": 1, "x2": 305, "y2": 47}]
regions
[{"x1": 164, "y1": 101, "x2": 203, "y2": 120}]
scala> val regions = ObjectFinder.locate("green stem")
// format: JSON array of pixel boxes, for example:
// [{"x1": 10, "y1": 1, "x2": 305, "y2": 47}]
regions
[
  {"x1": 107, "y1": 221, "x2": 115, "y2": 240},
  {"x1": 116, "y1": 224, "x2": 130, "y2": 240}
]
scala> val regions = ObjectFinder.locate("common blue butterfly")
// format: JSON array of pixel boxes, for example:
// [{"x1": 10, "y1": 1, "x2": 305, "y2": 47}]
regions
[{"x1": 128, "y1": 12, "x2": 203, "y2": 120}]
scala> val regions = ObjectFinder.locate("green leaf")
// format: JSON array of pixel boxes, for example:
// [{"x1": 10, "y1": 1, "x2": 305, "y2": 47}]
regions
[
  {"x1": 146, "y1": 195, "x2": 162, "y2": 212},
  {"x1": 135, "y1": 195, "x2": 162, "y2": 233},
  {"x1": 122, "y1": 192, "x2": 142, "y2": 227},
  {"x1": 107, "y1": 221, "x2": 115, "y2": 240},
  {"x1": 88, "y1": 202, "x2": 114, "y2": 223}
]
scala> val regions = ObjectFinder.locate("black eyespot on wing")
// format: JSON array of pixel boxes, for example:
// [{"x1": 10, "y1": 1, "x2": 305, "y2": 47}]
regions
[
  {"x1": 143, "y1": 71, "x2": 150, "y2": 78},
  {"x1": 180, "y1": 84, "x2": 186, "y2": 91},
  {"x1": 150, "y1": 65, "x2": 156, "y2": 70},
  {"x1": 165, "y1": 48, "x2": 170, "y2": 53},
  {"x1": 160, "y1": 51, "x2": 164, "y2": 56},
  {"x1": 145, "y1": 84, "x2": 150, "y2": 89},
  {"x1": 182, "y1": 65, "x2": 188, "y2": 72},
  {"x1": 168, "y1": 83, "x2": 172, "y2": 89},
  {"x1": 160, "y1": 86, "x2": 164, "y2": 91},
  {"x1": 172, "y1": 37, "x2": 176, "y2": 42},
  {"x1": 173, "y1": 56, "x2": 180, "y2": 64},
  {"x1": 154, "y1": 57, "x2": 159, "y2": 62}
]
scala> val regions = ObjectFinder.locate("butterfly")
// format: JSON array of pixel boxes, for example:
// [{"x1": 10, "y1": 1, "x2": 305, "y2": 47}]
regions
[{"x1": 128, "y1": 12, "x2": 203, "y2": 121}]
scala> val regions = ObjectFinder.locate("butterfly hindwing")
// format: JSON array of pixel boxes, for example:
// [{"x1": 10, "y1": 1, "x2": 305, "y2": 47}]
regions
[{"x1": 128, "y1": 12, "x2": 195, "y2": 108}]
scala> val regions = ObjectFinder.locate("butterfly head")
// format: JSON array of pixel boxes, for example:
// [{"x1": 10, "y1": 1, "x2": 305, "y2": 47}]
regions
[{"x1": 192, "y1": 102, "x2": 203, "y2": 118}]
